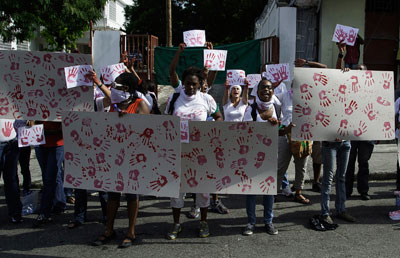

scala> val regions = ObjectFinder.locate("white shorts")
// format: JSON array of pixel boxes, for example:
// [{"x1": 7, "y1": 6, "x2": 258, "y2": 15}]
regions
[{"x1": 170, "y1": 193, "x2": 210, "y2": 209}]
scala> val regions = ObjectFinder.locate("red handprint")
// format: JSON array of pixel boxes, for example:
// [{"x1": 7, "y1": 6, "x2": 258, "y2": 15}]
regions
[
  {"x1": 65, "y1": 152, "x2": 81, "y2": 167},
  {"x1": 157, "y1": 148, "x2": 177, "y2": 165},
  {"x1": 347, "y1": 29, "x2": 357, "y2": 44},
  {"x1": 217, "y1": 52, "x2": 226, "y2": 69},
  {"x1": 114, "y1": 148, "x2": 126, "y2": 166},
  {"x1": 8, "y1": 53, "x2": 20, "y2": 70},
  {"x1": 363, "y1": 103, "x2": 377, "y2": 121},
  {"x1": 59, "y1": 54, "x2": 74, "y2": 63},
  {"x1": 93, "y1": 136, "x2": 111, "y2": 151},
  {"x1": 39, "y1": 104, "x2": 50, "y2": 119},
  {"x1": 190, "y1": 148, "x2": 206, "y2": 166},
  {"x1": 269, "y1": 67, "x2": 281, "y2": 82},
  {"x1": 12, "y1": 84, "x2": 24, "y2": 100},
  {"x1": 315, "y1": 111, "x2": 330, "y2": 127},
  {"x1": 256, "y1": 134, "x2": 272, "y2": 147},
  {"x1": 299, "y1": 123, "x2": 313, "y2": 140},
  {"x1": 205, "y1": 52, "x2": 216, "y2": 68},
  {"x1": 294, "y1": 104, "x2": 312, "y2": 117},
  {"x1": 65, "y1": 174, "x2": 83, "y2": 188},
  {"x1": 254, "y1": 152, "x2": 266, "y2": 168},
  {"x1": 113, "y1": 63, "x2": 125, "y2": 75},
  {"x1": 80, "y1": 117, "x2": 93, "y2": 137},
  {"x1": 149, "y1": 174, "x2": 168, "y2": 192},
  {"x1": 25, "y1": 100, "x2": 37, "y2": 117},
  {"x1": 11, "y1": 105, "x2": 21, "y2": 119},
  {"x1": 24, "y1": 70, "x2": 36, "y2": 87},
  {"x1": 337, "y1": 119, "x2": 349, "y2": 137},
  {"x1": 216, "y1": 176, "x2": 231, "y2": 191},
  {"x1": 239, "y1": 176, "x2": 252, "y2": 193},
  {"x1": 377, "y1": 96, "x2": 391, "y2": 106},
  {"x1": 42, "y1": 54, "x2": 56, "y2": 70},
  {"x1": 44, "y1": 92, "x2": 60, "y2": 108},
  {"x1": 33, "y1": 126, "x2": 44, "y2": 143},
  {"x1": 19, "y1": 129, "x2": 30, "y2": 146},
  {"x1": 58, "y1": 88, "x2": 68, "y2": 97},
  {"x1": 63, "y1": 112, "x2": 79, "y2": 127},
  {"x1": 345, "y1": 100, "x2": 358, "y2": 115},
  {"x1": 168, "y1": 170, "x2": 179, "y2": 180},
  {"x1": 4, "y1": 72, "x2": 21, "y2": 84},
  {"x1": 236, "y1": 136, "x2": 250, "y2": 155},
  {"x1": 335, "y1": 28, "x2": 348, "y2": 42},
  {"x1": 162, "y1": 120, "x2": 178, "y2": 141},
  {"x1": 208, "y1": 127, "x2": 223, "y2": 147},
  {"x1": 382, "y1": 121, "x2": 394, "y2": 139},
  {"x1": 259, "y1": 176, "x2": 275, "y2": 193},
  {"x1": 94, "y1": 177, "x2": 111, "y2": 191},
  {"x1": 184, "y1": 168, "x2": 198, "y2": 188},
  {"x1": 230, "y1": 158, "x2": 248, "y2": 170},
  {"x1": 313, "y1": 73, "x2": 328, "y2": 86},
  {"x1": 335, "y1": 84, "x2": 347, "y2": 103},
  {"x1": 67, "y1": 67, "x2": 78, "y2": 83},
  {"x1": 350, "y1": 76, "x2": 360, "y2": 93},
  {"x1": 27, "y1": 89, "x2": 44, "y2": 98},
  {"x1": 354, "y1": 121, "x2": 367, "y2": 137},
  {"x1": 115, "y1": 172, "x2": 124, "y2": 191},
  {"x1": 129, "y1": 153, "x2": 147, "y2": 167},
  {"x1": 214, "y1": 146, "x2": 225, "y2": 168},
  {"x1": 300, "y1": 84, "x2": 313, "y2": 100},
  {"x1": 278, "y1": 65, "x2": 289, "y2": 81},
  {"x1": 101, "y1": 67, "x2": 113, "y2": 84},
  {"x1": 128, "y1": 169, "x2": 140, "y2": 191},
  {"x1": 78, "y1": 67, "x2": 92, "y2": 84},
  {"x1": 0, "y1": 107, "x2": 9, "y2": 116},
  {"x1": 382, "y1": 73, "x2": 392, "y2": 90},
  {"x1": 319, "y1": 89, "x2": 332, "y2": 107},
  {"x1": 2, "y1": 121, "x2": 14, "y2": 137},
  {"x1": 365, "y1": 71, "x2": 374, "y2": 87},
  {"x1": 39, "y1": 74, "x2": 56, "y2": 88}
]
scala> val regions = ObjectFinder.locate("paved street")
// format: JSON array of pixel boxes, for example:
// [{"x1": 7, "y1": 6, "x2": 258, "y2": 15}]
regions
[{"x1": 0, "y1": 144, "x2": 399, "y2": 257}]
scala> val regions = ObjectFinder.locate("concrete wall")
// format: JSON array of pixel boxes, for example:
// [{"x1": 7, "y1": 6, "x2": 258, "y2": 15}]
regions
[{"x1": 319, "y1": 0, "x2": 365, "y2": 68}]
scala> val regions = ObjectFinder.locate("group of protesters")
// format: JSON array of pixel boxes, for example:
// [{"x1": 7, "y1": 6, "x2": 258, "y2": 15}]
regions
[{"x1": 1, "y1": 37, "x2": 399, "y2": 248}]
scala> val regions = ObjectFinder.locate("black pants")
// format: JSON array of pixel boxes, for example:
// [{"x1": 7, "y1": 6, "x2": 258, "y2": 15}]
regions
[{"x1": 18, "y1": 146, "x2": 31, "y2": 192}]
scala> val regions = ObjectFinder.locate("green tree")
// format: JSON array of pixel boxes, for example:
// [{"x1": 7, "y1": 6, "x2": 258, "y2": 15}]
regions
[
  {"x1": 0, "y1": 0, "x2": 108, "y2": 51},
  {"x1": 124, "y1": 0, "x2": 268, "y2": 46}
]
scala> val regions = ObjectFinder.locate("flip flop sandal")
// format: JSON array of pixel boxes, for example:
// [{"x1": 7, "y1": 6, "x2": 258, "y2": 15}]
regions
[
  {"x1": 294, "y1": 194, "x2": 311, "y2": 205},
  {"x1": 118, "y1": 236, "x2": 136, "y2": 248},
  {"x1": 91, "y1": 231, "x2": 116, "y2": 246}
]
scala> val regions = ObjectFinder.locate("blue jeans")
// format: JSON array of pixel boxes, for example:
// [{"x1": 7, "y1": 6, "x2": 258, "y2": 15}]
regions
[
  {"x1": 74, "y1": 189, "x2": 108, "y2": 223},
  {"x1": 281, "y1": 173, "x2": 289, "y2": 189},
  {"x1": 321, "y1": 141, "x2": 351, "y2": 216},
  {"x1": 246, "y1": 195, "x2": 274, "y2": 225},
  {"x1": 345, "y1": 141, "x2": 374, "y2": 196},
  {"x1": 35, "y1": 145, "x2": 66, "y2": 217},
  {"x1": 0, "y1": 138, "x2": 22, "y2": 218}
]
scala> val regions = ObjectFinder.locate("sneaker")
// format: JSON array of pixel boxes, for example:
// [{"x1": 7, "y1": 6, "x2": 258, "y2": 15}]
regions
[
  {"x1": 242, "y1": 223, "x2": 255, "y2": 236},
  {"x1": 389, "y1": 210, "x2": 400, "y2": 220},
  {"x1": 199, "y1": 221, "x2": 210, "y2": 238},
  {"x1": 321, "y1": 215, "x2": 334, "y2": 224},
  {"x1": 281, "y1": 186, "x2": 293, "y2": 197},
  {"x1": 312, "y1": 183, "x2": 321, "y2": 192},
  {"x1": 211, "y1": 200, "x2": 229, "y2": 214},
  {"x1": 166, "y1": 223, "x2": 182, "y2": 240},
  {"x1": 33, "y1": 214, "x2": 52, "y2": 228},
  {"x1": 186, "y1": 206, "x2": 200, "y2": 219},
  {"x1": 336, "y1": 211, "x2": 356, "y2": 223},
  {"x1": 265, "y1": 223, "x2": 278, "y2": 235},
  {"x1": 360, "y1": 193, "x2": 371, "y2": 200}
]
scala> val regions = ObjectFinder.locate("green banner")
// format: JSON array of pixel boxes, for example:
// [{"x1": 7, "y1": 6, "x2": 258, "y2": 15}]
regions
[{"x1": 154, "y1": 39, "x2": 261, "y2": 85}]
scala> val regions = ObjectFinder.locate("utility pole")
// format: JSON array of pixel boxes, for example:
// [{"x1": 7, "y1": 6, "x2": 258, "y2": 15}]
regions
[{"x1": 166, "y1": 0, "x2": 172, "y2": 46}]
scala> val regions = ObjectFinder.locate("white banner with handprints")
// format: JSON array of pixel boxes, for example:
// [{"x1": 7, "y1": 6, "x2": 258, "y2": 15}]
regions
[
  {"x1": 62, "y1": 112, "x2": 181, "y2": 198},
  {"x1": 332, "y1": 24, "x2": 359, "y2": 46},
  {"x1": 226, "y1": 70, "x2": 245, "y2": 85},
  {"x1": 292, "y1": 68, "x2": 395, "y2": 141},
  {"x1": 17, "y1": 125, "x2": 45, "y2": 147},
  {"x1": 100, "y1": 63, "x2": 126, "y2": 85},
  {"x1": 264, "y1": 63, "x2": 291, "y2": 83},
  {"x1": 0, "y1": 50, "x2": 93, "y2": 121},
  {"x1": 247, "y1": 74, "x2": 262, "y2": 88},
  {"x1": 64, "y1": 65, "x2": 93, "y2": 88},
  {"x1": 183, "y1": 30, "x2": 206, "y2": 47},
  {"x1": 180, "y1": 121, "x2": 277, "y2": 195},
  {"x1": 203, "y1": 49, "x2": 227, "y2": 71}
]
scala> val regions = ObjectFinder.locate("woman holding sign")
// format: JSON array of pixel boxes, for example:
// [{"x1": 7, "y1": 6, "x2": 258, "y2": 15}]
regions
[
  {"x1": 242, "y1": 79, "x2": 280, "y2": 236},
  {"x1": 165, "y1": 66, "x2": 223, "y2": 240},
  {"x1": 89, "y1": 71, "x2": 150, "y2": 248}
]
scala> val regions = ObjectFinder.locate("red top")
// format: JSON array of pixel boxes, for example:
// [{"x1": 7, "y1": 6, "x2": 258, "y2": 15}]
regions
[
  {"x1": 110, "y1": 98, "x2": 143, "y2": 114},
  {"x1": 37, "y1": 121, "x2": 64, "y2": 147},
  {"x1": 344, "y1": 40, "x2": 361, "y2": 65}
]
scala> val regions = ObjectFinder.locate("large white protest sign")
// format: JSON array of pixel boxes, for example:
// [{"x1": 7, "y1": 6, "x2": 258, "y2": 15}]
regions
[
  {"x1": 203, "y1": 49, "x2": 227, "y2": 71},
  {"x1": 292, "y1": 68, "x2": 395, "y2": 141},
  {"x1": 332, "y1": 24, "x2": 359, "y2": 46},
  {"x1": 64, "y1": 65, "x2": 93, "y2": 88},
  {"x1": 0, "y1": 50, "x2": 93, "y2": 121},
  {"x1": 100, "y1": 63, "x2": 126, "y2": 85},
  {"x1": 183, "y1": 30, "x2": 206, "y2": 47},
  {"x1": 62, "y1": 111, "x2": 181, "y2": 198},
  {"x1": 265, "y1": 63, "x2": 291, "y2": 83},
  {"x1": 226, "y1": 70, "x2": 245, "y2": 85},
  {"x1": 181, "y1": 121, "x2": 278, "y2": 195},
  {"x1": 18, "y1": 125, "x2": 45, "y2": 147},
  {"x1": 247, "y1": 74, "x2": 262, "y2": 88}
]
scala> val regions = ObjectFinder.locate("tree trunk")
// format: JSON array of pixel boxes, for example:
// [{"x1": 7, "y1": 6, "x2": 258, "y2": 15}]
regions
[{"x1": 166, "y1": 0, "x2": 172, "y2": 47}]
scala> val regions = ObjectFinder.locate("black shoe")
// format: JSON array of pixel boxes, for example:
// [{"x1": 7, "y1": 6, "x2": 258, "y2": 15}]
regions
[
  {"x1": 312, "y1": 183, "x2": 321, "y2": 192},
  {"x1": 91, "y1": 231, "x2": 116, "y2": 246},
  {"x1": 360, "y1": 193, "x2": 371, "y2": 200},
  {"x1": 11, "y1": 216, "x2": 23, "y2": 224},
  {"x1": 33, "y1": 214, "x2": 52, "y2": 228}
]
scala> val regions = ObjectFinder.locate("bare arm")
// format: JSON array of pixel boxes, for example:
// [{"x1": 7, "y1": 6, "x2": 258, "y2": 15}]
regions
[
  {"x1": 169, "y1": 43, "x2": 185, "y2": 87},
  {"x1": 242, "y1": 79, "x2": 248, "y2": 105},
  {"x1": 294, "y1": 58, "x2": 327, "y2": 68},
  {"x1": 222, "y1": 79, "x2": 229, "y2": 106},
  {"x1": 336, "y1": 40, "x2": 346, "y2": 69},
  {"x1": 88, "y1": 71, "x2": 111, "y2": 100},
  {"x1": 136, "y1": 100, "x2": 150, "y2": 114},
  {"x1": 211, "y1": 109, "x2": 223, "y2": 121}
]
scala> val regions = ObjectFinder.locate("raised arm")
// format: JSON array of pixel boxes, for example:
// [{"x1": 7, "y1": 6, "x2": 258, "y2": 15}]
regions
[
  {"x1": 88, "y1": 70, "x2": 111, "y2": 104},
  {"x1": 222, "y1": 79, "x2": 229, "y2": 106},
  {"x1": 169, "y1": 43, "x2": 185, "y2": 87},
  {"x1": 204, "y1": 42, "x2": 218, "y2": 87},
  {"x1": 294, "y1": 58, "x2": 327, "y2": 68},
  {"x1": 242, "y1": 79, "x2": 248, "y2": 105},
  {"x1": 336, "y1": 40, "x2": 346, "y2": 69}
]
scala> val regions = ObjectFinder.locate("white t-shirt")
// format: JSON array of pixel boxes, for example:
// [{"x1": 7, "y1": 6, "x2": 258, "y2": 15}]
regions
[
  {"x1": 223, "y1": 100, "x2": 247, "y2": 121},
  {"x1": 0, "y1": 119, "x2": 17, "y2": 142},
  {"x1": 275, "y1": 91, "x2": 292, "y2": 126},
  {"x1": 165, "y1": 91, "x2": 218, "y2": 121},
  {"x1": 243, "y1": 104, "x2": 278, "y2": 122}
]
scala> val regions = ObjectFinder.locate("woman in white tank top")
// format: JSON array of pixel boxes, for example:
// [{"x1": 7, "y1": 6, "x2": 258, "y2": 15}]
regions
[{"x1": 222, "y1": 79, "x2": 248, "y2": 121}]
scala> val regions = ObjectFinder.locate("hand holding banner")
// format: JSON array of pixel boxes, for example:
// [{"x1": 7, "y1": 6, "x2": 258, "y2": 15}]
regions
[
  {"x1": 183, "y1": 30, "x2": 206, "y2": 47},
  {"x1": 64, "y1": 65, "x2": 93, "y2": 88},
  {"x1": 264, "y1": 64, "x2": 291, "y2": 83},
  {"x1": 246, "y1": 74, "x2": 262, "y2": 88},
  {"x1": 226, "y1": 70, "x2": 246, "y2": 85},
  {"x1": 203, "y1": 49, "x2": 227, "y2": 71},
  {"x1": 18, "y1": 124, "x2": 45, "y2": 147},
  {"x1": 332, "y1": 24, "x2": 359, "y2": 46},
  {"x1": 100, "y1": 63, "x2": 126, "y2": 84}
]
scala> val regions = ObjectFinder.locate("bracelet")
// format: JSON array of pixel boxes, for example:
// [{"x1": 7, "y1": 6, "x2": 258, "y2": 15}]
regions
[
  {"x1": 305, "y1": 60, "x2": 309, "y2": 65},
  {"x1": 97, "y1": 83, "x2": 104, "y2": 88},
  {"x1": 338, "y1": 53, "x2": 344, "y2": 59}
]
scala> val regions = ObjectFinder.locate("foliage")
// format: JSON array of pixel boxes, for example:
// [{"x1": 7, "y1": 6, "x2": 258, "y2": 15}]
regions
[
  {"x1": 0, "y1": 0, "x2": 108, "y2": 51},
  {"x1": 124, "y1": 0, "x2": 268, "y2": 46}
]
